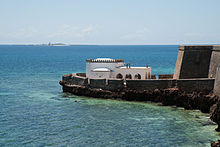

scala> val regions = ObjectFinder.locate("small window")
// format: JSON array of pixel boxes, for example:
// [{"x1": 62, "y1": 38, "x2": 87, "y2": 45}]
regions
[
  {"x1": 116, "y1": 73, "x2": 123, "y2": 79},
  {"x1": 125, "y1": 74, "x2": 132, "y2": 79},
  {"x1": 134, "y1": 74, "x2": 141, "y2": 79}
]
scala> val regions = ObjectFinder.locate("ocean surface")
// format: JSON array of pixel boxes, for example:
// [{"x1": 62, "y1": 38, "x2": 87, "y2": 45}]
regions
[{"x1": 0, "y1": 45, "x2": 219, "y2": 147}]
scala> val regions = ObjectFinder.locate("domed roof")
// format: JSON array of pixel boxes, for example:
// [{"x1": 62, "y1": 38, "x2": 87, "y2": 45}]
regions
[
  {"x1": 94, "y1": 58, "x2": 114, "y2": 62},
  {"x1": 86, "y1": 58, "x2": 124, "y2": 63},
  {"x1": 92, "y1": 68, "x2": 111, "y2": 72}
]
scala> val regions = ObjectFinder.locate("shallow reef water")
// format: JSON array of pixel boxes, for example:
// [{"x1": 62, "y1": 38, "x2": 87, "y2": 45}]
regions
[{"x1": 0, "y1": 45, "x2": 219, "y2": 146}]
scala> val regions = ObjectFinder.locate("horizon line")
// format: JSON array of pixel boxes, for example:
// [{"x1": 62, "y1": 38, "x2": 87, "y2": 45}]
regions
[{"x1": 0, "y1": 43, "x2": 219, "y2": 46}]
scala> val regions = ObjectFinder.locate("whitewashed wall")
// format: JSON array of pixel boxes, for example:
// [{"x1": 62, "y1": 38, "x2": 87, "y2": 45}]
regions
[
  {"x1": 86, "y1": 60, "x2": 151, "y2": 80},
  {"x1": 114, "y1": 67, "x2": 151, "y2": 80},
  {"x1": 86, "y1": 62, "x2": 124, "y2": 79}
]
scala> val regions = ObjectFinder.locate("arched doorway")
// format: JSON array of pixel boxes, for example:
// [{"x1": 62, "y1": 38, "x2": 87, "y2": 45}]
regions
[
  {"x1": 134, "y1": 73, "x2": 141, "y2": 79},
  {"x1": 125, "y1": 74, "x2": 132, "y2": 79},
  {"x1": 116, "y1": 73, "x2": 123, "y2": 79}
]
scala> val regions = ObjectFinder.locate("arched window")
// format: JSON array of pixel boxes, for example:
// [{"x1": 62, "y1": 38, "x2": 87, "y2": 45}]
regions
[
  {"x1": 125, "y1": 74, "x2": 132, "y2": 79},
  {"x1": 116, "y1": 73, "x2": 123, "y2": 79},
  {"x1": 134, "y1": 73, "x2": 141, "y2": 79}
]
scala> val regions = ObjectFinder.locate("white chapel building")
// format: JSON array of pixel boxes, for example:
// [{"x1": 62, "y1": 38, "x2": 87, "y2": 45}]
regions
[{"x1": 86, "y1": 58, "x2": 151, "y2": 80}]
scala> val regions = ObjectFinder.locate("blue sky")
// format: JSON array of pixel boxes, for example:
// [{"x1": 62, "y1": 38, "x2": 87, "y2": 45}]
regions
[{"x1": 0, "y1": 0, "x2": 219, "y2": 45}]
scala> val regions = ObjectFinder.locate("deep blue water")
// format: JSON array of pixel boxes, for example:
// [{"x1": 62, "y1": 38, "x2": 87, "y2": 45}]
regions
[{"x1": 0, "y1": 45, "x2": 219, "y2": 146}]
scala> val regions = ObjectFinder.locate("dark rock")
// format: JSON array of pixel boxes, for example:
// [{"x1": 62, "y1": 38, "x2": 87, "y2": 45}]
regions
[
  {"x1": 60, "y1": 81, "x2": 220, "y2": 133},
  {"x1": 195, "y1": 115, "x2": 200, "y2": 119},
  {"x1": 211, "y1": 140, "x2": 220, "y2": 147},
  {"x1": 210, "y1": 102, "x2": 220, "y2": 132}
]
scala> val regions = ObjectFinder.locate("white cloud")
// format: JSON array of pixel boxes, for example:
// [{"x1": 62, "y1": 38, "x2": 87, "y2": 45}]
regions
[
  {"x1": 121, "y1": 28, "x2": 149, "y2": 40},
  {"x1": 48, "y1": 24, "x2": 95, "y2": 38},
  {"x1": 6, "y1": 24, "x2": 96, "y2": 39},
  {"x1": 1, "y1": 24, "x2": 97, "y2": 44},
  {"x1": 7, "y1": 27, "x2": 40, "y2": 38},
  {"x1": 82, "y1": 26, "x2": 95, "y2": 34},
  {"x1": 184, "y1": 32, "x2": 205, "y2": 37}
]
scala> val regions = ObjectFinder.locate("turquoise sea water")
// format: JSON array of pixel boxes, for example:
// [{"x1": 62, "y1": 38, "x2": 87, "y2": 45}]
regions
[{"x1": 0, "y1": 45, "x2": 219, "y2": 146}]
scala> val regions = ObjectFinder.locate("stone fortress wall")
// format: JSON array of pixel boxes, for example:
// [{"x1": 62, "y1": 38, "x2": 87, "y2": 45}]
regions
[
  {"x1": 61, "y1": 45, "x2": 220, "y2": 95},
  {"x1": 62, "y1": 73, "x2": 215, "y2": 93},
  {"x1": 174, "y1": 45, "x2": 220, "y2": 96},
  {"x1": 214, "y1": 68, "x2": 220, "y2": 96},
  {"x1": 173, "y1": 46, "x2": 213, "y2": 79}
]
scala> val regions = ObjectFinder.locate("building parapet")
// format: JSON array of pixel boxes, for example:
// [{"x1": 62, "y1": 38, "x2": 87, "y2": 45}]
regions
[
  {"x1": 179, "y1": 45, "x2": 220, "y2": 51},
  {"x1": 158, "y1": 74, "x2": 173, "y2": 79},
  {"x1": 76, "y1": 73, "x2": 86, "y2": 77},
  {"x1": 174, "y1": 45, "x2": 220, "y2": 80},
  {"x1": 60, "y1": 73, "x2": 215, "y2": 93},
  {"x1": 86, "y1": 59, "x2": 124, "y2": 63}
]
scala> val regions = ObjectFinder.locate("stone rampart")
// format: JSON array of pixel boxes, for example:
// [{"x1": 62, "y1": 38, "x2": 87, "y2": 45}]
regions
[
  {"x1": 89, "y1": 79, "x2": 124, "y2": 91},
  {"x1": 89, "y1": 79, "x2": 106, "y2": 89},
  {"x1": 174, "y1": 45, "x2": 220, "y2": 80},
  {"x1": 76, "y1": 73, "x2": 86, "y2": 77},
  {"x1": 209, "y1": 46, "x2": 220, "y2": 78},
  {"x1": 62, "y1": 74, "x2": 72, "y2": 82},
  {"x1": 126, "y1": 79, "x2": 176, "y2": 91},
  {"x1": 61, "y1": 73, "x2": 215, "y2": 93},
  {"x1": 106, "y1": 79, "x2": 124, "y2": 91},
  {"x1": 174, "y1": 45, "x2": 212, "y2": 79},
  {"x1": 62, "y1": 73, "x2": 88, "y2": 86},
  {"x1": 173, "y1": 46, "x2": 184, "y2": 79},
  {"x1": 177, "y1": 78, "x2": 215, "y2": 93},
  {"x1": 125, "y1": 78, "x2": 214, "y2": 92},
  {"x1": 158, "y1": 74, "x2": 173, "y2": 79},
  {"x1": 214, "y1": 68, "x2": 220, "y2": 97}
]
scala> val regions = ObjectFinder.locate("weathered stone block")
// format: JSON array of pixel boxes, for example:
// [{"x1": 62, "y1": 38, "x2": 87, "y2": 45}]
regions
[
  {"x1": 62, "y1": 73, "x2": 88, "y2": 86},
  {"x1": 126, "y1": 79, "x2": 176, "y2": 91},
  {"x1": 214, "y1": 68, "x2": 220, "y2": 97},
  {"x1": 177, "y1": 78, "x2": 214, "y2": 92},
  {"x1": 89, "y1": 79, "x2": 106, "y2": 89},
  {"x1": 179, "y1": 46, "x2": 212, "y2": 79},
  {"x1": 209, "y1": 46, "x2": 220, "y2": 78},
  {"x1": 106, "y1": 79, "x2": 124, "y2": 91}
]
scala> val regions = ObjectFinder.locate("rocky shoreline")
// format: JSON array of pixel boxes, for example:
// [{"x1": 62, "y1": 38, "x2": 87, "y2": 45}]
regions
[
  {"x1": 60, "y1": 80, "x2": 220, "y2": 146},
  {"x1": 59, "y1": 80, "x2": 219, "y2": 126}
]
